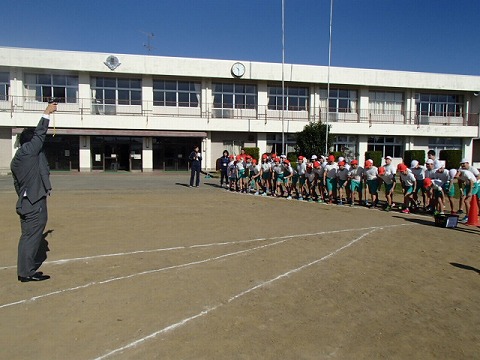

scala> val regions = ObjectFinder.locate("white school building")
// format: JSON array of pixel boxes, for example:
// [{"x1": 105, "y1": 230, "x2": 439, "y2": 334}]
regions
[{"x1": 0, "y1": 46, "x2": 479, "y2": 174}]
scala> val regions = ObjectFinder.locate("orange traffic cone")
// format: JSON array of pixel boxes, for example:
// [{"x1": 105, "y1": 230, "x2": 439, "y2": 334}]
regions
[{"x1": 466, "y1": 194, "x2": 479, "y2": 226}]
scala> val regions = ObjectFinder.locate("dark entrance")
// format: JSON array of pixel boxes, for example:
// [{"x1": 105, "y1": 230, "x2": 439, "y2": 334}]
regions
[
  {"x1": 91, "y1": 136, "x2": 143, "y2": 171},
  {"x1": 44, "y1": 135, "x2": 79, "y2": 171},
  {"x1": 153, "y1": 137, "x2": 202, "y2": 170}
]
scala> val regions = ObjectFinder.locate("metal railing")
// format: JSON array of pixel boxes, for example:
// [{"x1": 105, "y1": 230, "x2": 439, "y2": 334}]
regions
[{"x1": 1, "y1": 96, "x2": 478, "y2": 127}]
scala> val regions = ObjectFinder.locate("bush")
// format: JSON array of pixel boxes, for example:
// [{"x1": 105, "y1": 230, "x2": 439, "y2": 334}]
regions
[
  {"x1": 243, "y1": 147, "x2": 260, "y2": 162},
  {"x1": 330, "y1": 151, "x2": 343, "y2": 161},
  {"x1": 364, "y1": 151, "x2": 383, "y2": 167},
  {"x1": 295, "y1": 121, "x2": 333, "y2": 159},
  {"x1": 439, "y1": 149, "x2": 462, "y2": 169},
  {"x1": 287, "y1": 152, "x2": 298, "y2": 162},
  {"x1": 404, "y1": 150, "x2": 426, "y2": 166}
]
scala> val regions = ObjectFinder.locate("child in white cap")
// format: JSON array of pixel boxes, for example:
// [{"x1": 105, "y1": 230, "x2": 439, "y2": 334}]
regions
[{"x1": 410, "y1": 160, "x2": 426, "y2": 208}]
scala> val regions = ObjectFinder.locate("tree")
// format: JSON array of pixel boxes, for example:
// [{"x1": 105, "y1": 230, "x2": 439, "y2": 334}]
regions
[{"x1": 294, "y1": 121, "x2": 333, "y2": 158}]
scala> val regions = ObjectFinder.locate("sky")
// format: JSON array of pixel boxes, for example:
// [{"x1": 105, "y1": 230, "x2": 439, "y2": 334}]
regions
[{"x1": 1, "y1": 0, "x2": 479, "y2": 76}]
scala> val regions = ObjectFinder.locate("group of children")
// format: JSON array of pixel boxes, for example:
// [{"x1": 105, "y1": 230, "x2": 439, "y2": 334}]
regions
[{"x1": 219, "y1": 149, "x2": 480, "y2": 224}]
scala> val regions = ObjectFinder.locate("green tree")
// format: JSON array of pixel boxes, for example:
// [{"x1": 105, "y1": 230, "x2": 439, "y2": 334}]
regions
[{"x1": 294, "y1": 121, "x2": 333, "y2": 158}]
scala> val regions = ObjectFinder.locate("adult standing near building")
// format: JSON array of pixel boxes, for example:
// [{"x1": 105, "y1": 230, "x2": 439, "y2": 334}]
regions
[
  {"x1": 219, "y1": 150, "x2": 230, "y2": 188},
  {"x1": 11, "y1": 101, "x2": 56, "y2": 282},
  {"x1": 189, "y1": 145, "x2": 202, "y2": 187}
]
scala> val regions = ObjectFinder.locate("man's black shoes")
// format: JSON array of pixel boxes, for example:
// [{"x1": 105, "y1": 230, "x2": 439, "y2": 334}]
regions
[{"x1": 18, "y1": 272, "x2": 50, "y2": 282}]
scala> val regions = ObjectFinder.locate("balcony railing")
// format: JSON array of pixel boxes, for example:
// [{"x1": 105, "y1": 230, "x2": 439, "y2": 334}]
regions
[{"x1": 1, "y1": 96, "x2": 478, "y2": 127}]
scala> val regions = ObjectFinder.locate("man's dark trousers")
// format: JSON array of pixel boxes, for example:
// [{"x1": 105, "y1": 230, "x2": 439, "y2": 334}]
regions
[{"x1": 17, "y1": 196, "x2": 48, "y2": 277}]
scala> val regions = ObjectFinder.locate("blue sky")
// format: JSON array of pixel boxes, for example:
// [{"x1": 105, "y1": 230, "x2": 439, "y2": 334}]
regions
[{"x1": 2, "y1": 0, "x2": 479, "y2": 75}]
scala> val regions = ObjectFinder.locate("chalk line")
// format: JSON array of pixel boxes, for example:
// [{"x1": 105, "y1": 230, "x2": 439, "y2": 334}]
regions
[
  {"x1": 0, "y1": 224, "x2": 409, "y2": 310},
  {"x1": 93, "y1": 227, "x2": 379, "y2": 360},
  {"x1": 0, "y1": 225, "x2": 392, "y2": 270}
]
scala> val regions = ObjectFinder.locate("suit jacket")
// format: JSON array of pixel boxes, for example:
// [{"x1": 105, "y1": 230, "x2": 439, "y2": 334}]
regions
[{"x1": 11, "y1": 116, "x2": 51, "y2": 213}]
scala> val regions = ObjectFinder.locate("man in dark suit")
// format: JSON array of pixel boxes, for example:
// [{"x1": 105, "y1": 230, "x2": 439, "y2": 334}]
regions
[{"x1": 11, "y1": 102, "x2": 57, "y2": 282}]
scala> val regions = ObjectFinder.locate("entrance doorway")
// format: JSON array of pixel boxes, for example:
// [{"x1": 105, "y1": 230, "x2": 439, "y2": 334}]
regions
[
  {"x1": 91, "y1": 136, "x2": 143, "y2": 171},
  {"x1": 44, "y1": 135, "x2": 79, "y2": 171}
]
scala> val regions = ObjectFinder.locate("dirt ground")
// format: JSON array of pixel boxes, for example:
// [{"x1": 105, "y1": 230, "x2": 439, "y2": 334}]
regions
[{"x1": 0, "y1": 172, "x2": 479, "y2": 360}]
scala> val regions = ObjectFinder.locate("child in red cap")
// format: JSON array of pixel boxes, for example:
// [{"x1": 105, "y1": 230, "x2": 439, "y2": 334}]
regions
[
  {"x1": 260, "y1": 154, "x2": 272, "y2": 196},
  {"x1": 398, "y1": 163, "x2": 416, "y2": 213},
  {"x1": 336, "y1": 161, "x2": 349, "y2": 205},
  {"x1": 347, "y1": 159, "x2": 364, "y2": 206},
  {"x1": 377, "y1": 165, "x2": 396, "y2": 211},
  {"x1": 423, "y1": 177, "x2": 445, "y2": 215},
  {"x1": 324, "y1": 155, "x2": 338, "y2": 204},
  {"x1": 364, "y1": 159, "x2": 379, "y2": 208}
]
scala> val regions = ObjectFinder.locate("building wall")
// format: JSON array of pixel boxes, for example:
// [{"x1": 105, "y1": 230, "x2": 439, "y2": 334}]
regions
[{"x1": 0, "y1": 47, "x2": 479, "y2": 172}]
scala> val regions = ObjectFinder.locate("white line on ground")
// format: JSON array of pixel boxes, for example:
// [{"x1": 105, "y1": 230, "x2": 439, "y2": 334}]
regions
[
  {"x1": 0, "y1": 225, "x2": 399, "y2": 270},
  {"x1": 0, "y1": 224, "x2": 409, "y2": 310},
  {"x1": 93, "y1": 227, "x2": 379, "y2": 360}
]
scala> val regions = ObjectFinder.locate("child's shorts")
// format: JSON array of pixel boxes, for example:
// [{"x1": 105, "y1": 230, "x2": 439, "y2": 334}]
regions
[
  {"x1": 326, "y1": 177, "x2": 337, "y2": 192},
  {"x1": 291, "y1": 174, "x2": 299, "y2": 185},
  {"x1": 337, "y1": 179, "x2": 347, "y2": 189},
  {"x1": 384, "y1": 183, "x2": 394, "y2": 194},
  {"x1": 367, "y1": 179, "x2": 378, "y2": 194},
  {"x1": 350, "y1": 179, "x2": 362, "y2": 193},
  {"x1": 403, "y1": 185, "x2": 414, "y2": 195},
  {"x1": 238, "y1": 169, "x2": 246, "y2": 179},
  {"x1": 415, "y1": 180, "x2": 425, "y2": 193},
  {"x1": 463, "y1": 183, "x2": 479, "y2": 196},
  {"x1": 442, "y1": 182, "x2": 455, "y2": 197}
]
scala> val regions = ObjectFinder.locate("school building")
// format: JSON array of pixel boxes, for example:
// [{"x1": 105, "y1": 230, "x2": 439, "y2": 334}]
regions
[{"x1": 0, "y1": 46, "x2": 479, "y2": 174}]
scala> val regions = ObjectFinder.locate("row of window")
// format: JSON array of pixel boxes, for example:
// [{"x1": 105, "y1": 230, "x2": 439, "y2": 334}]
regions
[
  {"x1": 235, "y1": 135, "x2": 462, "y2": 159},
  {"x1": 0, "y1": 72, "x2": 465, "y2": 116}
]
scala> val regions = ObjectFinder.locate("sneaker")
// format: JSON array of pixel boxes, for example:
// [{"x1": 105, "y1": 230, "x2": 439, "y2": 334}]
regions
[
  {"x1": 457, "y1": 210, "x2": 464, "y2": 215},
  {"x1": 385, "y1": 205, "x2": 391, "y2": 212},
  {"x1": 286, "y1": 196, "x2": 292, "y2": 200},
  {"x1": 401, "y1": 208, "x2": 410, "y2": 214},
  {"x1": 337, "y1": 201, "x2": 343, "y2": 206},
  {"x1": 308, "y1": 198, "x2": 313, "y2": 202},
  {"x1": 254, "y1": 192, "x2": 259, "y2": 196},
  {"x1": 350, "y1": 203, "x2": 355, "y2": 207},
  {"x1": 261, "y1": 192, "x2": 267, "y2": 197},
  {"x1": 439, "y1": 211, "x2": 445, "y2": 215},
  {"x1": 298, "y1": 197, "x2": 303, "y2": 201},
  {"x1": 459, "y1": 216, "x2": 468, "y2": 224}
]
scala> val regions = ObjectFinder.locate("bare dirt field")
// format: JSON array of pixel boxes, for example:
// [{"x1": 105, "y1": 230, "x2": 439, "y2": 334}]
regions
[{"x1": 0, "y1": 172, "x2": 479, "y2": 360}]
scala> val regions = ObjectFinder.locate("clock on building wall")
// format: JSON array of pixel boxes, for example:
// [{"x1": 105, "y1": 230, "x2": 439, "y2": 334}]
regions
[{"x1": 231, "y1": 62, "x2": 245, "y2": 78}]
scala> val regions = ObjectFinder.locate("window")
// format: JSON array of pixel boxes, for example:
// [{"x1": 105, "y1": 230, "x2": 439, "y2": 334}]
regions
[
  {"x1": 266, "y1": 133, "x2": 296, "y2": 154},
  {"x1": 367, "y1": 136, "x2": 403, "y2": 158},
  {"x1": 213, "y1": 83, "x2": 256, "y2": 109},
  {"x1": 416, "y1": 93, "x2": 463, "y2": 117},
  {"x1": 92, "y1": 77, "x2": 141, "y2": 106},
  {"x1": 333, "y1": 136, "x2": 358, "y2": 159},
  {"x1": 369, "y1": 91, "x2": 403, "y2": 114},
  {"x1": 327, "y1": 89, "x2": 357, "y2": 113},
  {"x1": 24, "y1": 73, "x2": 78, "y2": 103},
  {"x1": 268, "y1": 86, "x2": 308, "y2": 111},
  {"x1": 428, "y1": 137, "x2": 462, "y2": 155},
  {"x1": 0, "y1": 72, "x2": 9, "y2": 101},
  {"x1": 153, "y1": 80, "x2": 200, "y2": 107}
]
